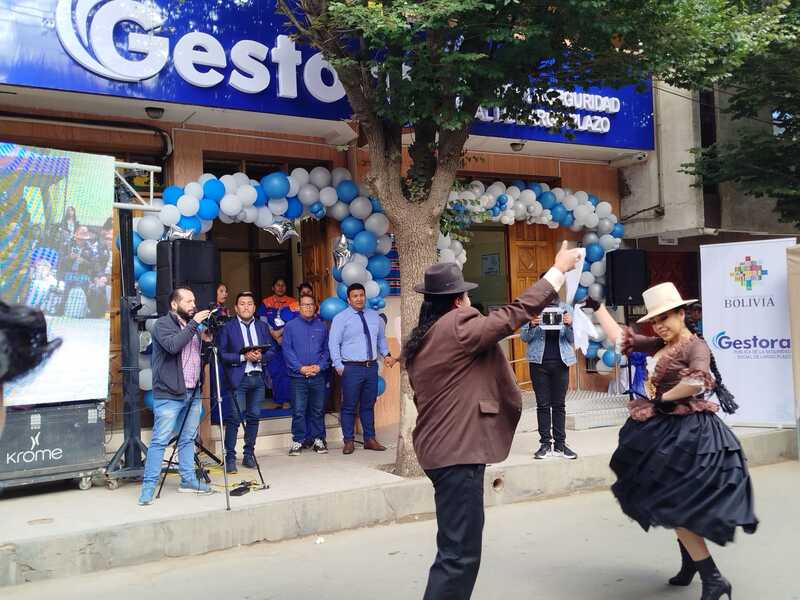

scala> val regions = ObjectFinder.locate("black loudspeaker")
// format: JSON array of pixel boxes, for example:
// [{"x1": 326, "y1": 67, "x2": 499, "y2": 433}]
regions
[
  {"x1": 605, "y1": 249, "x2": 649, "y2": 306},
  {"x1": 155, "y1": 240, "x2": 220, "y2": 315}
]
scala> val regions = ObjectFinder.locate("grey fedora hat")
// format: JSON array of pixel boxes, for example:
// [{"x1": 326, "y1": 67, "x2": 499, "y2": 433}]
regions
[{"x1": 413, "y1": 262, "x2": 479, "y2": 295}]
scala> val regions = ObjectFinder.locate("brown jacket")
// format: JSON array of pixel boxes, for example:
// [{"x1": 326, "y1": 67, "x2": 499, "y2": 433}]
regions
[{"x1": 407, "y1": 275, "x2": 561, "y2": 470}]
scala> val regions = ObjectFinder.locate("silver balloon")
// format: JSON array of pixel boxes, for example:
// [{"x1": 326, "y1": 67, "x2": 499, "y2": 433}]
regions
[
  {"x1": 597, "y1": 218, "x2": 614, "y2": 236},
  {"x1": 333, "y1": 234, "x2": 351, "y2": 269},
  {"x1": 167, "y1": 225, "x2": 195, "y2": 240},
  {"x1": 583, "y1": 232, "x2": 600, "y2": 246},
  {"x1": 588, "y1": 283, "x2": 604, "y2": 301},
  {"x1": 262, "y1": 220, "x2": 299, "y2": 244}
]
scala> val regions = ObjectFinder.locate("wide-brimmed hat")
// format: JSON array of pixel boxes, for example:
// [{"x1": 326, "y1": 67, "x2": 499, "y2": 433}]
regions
[
  {"x1": 414, "y1": 262, "x2": 478, "y2": 295},
  {"x1": 637, "y1": 282, "x2": 698, "y2": 323}
]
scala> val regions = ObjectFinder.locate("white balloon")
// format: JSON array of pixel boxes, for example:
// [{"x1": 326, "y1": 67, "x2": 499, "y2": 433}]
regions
[
  {"x1": 351, "y1": 253, "x2": 369, "y2": 267},
  {"x1": 437, "y1": 233, "x2": 451, "y2": 250},
  {"x1": 596, "y1": 201, "x2": 613, "y2": 219},
  {"x1": 585, "y1": 213, "x2": 600, "y2": 229},
  {"x1": 580, "y1": 271, "x2": 596, "y2": 287},
  {"x1": 469, "y1": 180, "x2": 485, "y2": 195},
  {"x1": 552, "y1": 187, "x2": 565, "y2": 201},
  {"x1": 358, "y1": 183, "x2": 371, "y2": 197},
  {"x1": 590, "y1": 259, "x2": 606, "y2": 277},
  {"x1": 177, "y1": 194, "x2": 200, "y2": 217},
  {"x1": 450, "y1": 240, "x2": 464, "y2": 254},
  {"x1": 298, "y1": 184, "x2": 320, "y2": 206},
  {"x1": 137, "y1": 239, "x2": 158, "y2": 265},
  {"x1": 349, "y1": 196, "x2": 373, "y2": 219},
  {"x1": 290, "y1": 167, "x2": 310, "y2": 187},
  {"x1": 150, "y1": 197, "x2": 164, "y2": 209},
  {"x1": 200, "y1": 219, "x2": 214, "y2": 233},
  {"x1": 600, "y1": 233, "x2": 616, "y2": 251},
  {"x1": 438, "y1": 249, "x2": 456, "y2": 263},
  {"x1": 184, "y1": 181, "x2": 204, "y2": 200},
  {"x1": 268, "y1": 197, "x2": 288, "y2": 215},
  {"x1": 137, "y1": 215, "x2": 164, "y2": 240},
  {"x1": 365, "y1": 213, "x2": 390, "y2": 236},
  {"x1": 198, "y1": 173, "x2": 216, "y2": 185},
  {"x1": 364, "y1": 280, "x2": 381, "y2": 299},
  {"x1": 237, "y1": 184, "x2": 258, "y2": 207},
  {"x1": 220, "y1": 174, "x2": 238, "y2": 193},
  {"x1": 514, "y1": 203, "x2": 527, "y2": 220},
  {"x1": 239, "y1": 206, "x2": 256, "y2": 223},
  {"x1": 342, "y1": 262, "x2": 368, "y2": 285},
  {"x1": 159, "y1": 204, "x2": 181, "y2": 227},
  {"x1": 376, "y1": 234, "x2": 393, "y2": 255},
  {"x1": 140, "y1": 296, "x2": 157, "y2": 316},
  {"x1": 220, "y1": 194, "x2": 243, "y2": 217},
  {"x1": 255, "y1": 207, "x2": 275, "y2": 228},
  {"x1": 574, "y1": 204, "x2": 594, "y2": 222},
  {"x1": 569, "y1": 222, "x2": 583, "y2": 232},
  {"x1": 528, "y1": 201, "x2": 543, "y2": 216},
  {"x1": 597, "y1": 218, "x2": 614, "y2": 236},
  {"x1": 459, "y1": 190, "x2": 477, "y2": 202},
  {"x1": 329, "y1": 201, "x2": 351, "y2": 221},
  {"x1": 574, "y1": 191, "x2": 589, "y2": 203},
  {"x1": 563, "y1": 194, "x2": 578, "y2": 210},
  {"x1": 331, "y1": 167, "x2": 352, "y2": 187},
  {"x1": 319, "y1": 186, "x2": 339, "y2": 207},
  {"x1": 139, "y1": 368, "x2": 153, "y2": 391},
  {"x1": 500, "y1": 215, "x2": 513, "y2": 225},
  {"x1": 218, "y1": 212, "x2": 235, "y2": 224},
  {"x1": 589, "y1": 283, "x2": 604, "y2": 301},
  {"x1": 506, "y1": 186, "x2": 521, "y2": 200},
  {"x1": 486, "y1": 183, "x2": 505, "y2": 198},
  {"x1": 309, "y1": 166, "x2": 332, "y2": 188},
  {"x1": 287, "y1": 175, "x2": 300, "y2": 198},
  {"x1": 481, "y1": 194, "x2": 496, "y2": 209},
  {"x1": 232, "y1": 172, "x2": 249, "y2": 187}
]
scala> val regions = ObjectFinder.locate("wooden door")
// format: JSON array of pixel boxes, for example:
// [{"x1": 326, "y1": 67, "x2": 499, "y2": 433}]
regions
[{"x1": 300, "y1": 219, "x2": 329, "y2": 299}]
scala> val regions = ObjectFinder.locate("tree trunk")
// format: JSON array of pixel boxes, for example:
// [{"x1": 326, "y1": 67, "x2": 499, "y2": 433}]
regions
[{"x1": 389, "y1": 209, "x2": 439, "y2": 477}]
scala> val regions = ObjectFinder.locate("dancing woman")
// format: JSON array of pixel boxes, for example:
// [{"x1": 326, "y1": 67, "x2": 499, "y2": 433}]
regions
[{"x1": 588, "y1": 283, "x2": 757, "y2": 600}]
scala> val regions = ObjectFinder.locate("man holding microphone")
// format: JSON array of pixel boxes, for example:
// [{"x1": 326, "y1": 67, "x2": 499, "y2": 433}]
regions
[{"x1": 139, "y1": 287, "x2": 213, "y2": 505}]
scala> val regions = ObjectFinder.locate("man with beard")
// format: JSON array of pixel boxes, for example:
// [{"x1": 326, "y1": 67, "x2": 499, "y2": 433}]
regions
[{"x1": 138, "y1": 287, "x2": 213, "y2": 505}]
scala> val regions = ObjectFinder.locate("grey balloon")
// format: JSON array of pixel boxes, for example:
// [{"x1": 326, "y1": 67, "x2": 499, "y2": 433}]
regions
[
  {"x1": 582, "y1": 232, "x2": 599, "y2": 246},
  {"x1": 597, "y1": 218, "x2": 614, "y2": 236},
  {"x1": 588, "y1": 282, "x2": 605, "y2": 301}
]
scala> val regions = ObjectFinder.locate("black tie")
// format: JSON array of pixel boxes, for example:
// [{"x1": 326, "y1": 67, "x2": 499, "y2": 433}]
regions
[
  {"x1": 243, "y1": 320, "x2": 255, "y2": 346},
  {"x1": 358, "y1": 311, "x2": 374, "y2": 361}
]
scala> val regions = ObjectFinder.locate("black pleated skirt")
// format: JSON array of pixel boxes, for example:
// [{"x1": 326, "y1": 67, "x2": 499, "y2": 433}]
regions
[{"x1": 610, "y1": 411, "x2": 758, "y2": 546}]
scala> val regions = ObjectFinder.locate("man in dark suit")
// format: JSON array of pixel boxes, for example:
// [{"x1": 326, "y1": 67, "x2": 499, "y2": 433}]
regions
[{"x1": 217, "y1": 291, "x2": 276, "y2": 473}]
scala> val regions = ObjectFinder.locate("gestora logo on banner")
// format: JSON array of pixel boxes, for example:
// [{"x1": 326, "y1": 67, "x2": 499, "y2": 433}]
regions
[{"x1": 55, "y1": 0, "x2": 348, "y2": 101}]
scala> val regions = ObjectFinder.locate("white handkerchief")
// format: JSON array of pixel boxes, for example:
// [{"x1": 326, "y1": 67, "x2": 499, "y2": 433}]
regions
[
  {"x1": 565, "y1": 247, "x2": 587, "y2": 304},
  {"x1": 572, "y1": 304, "x2": 599, "y2": 355}
]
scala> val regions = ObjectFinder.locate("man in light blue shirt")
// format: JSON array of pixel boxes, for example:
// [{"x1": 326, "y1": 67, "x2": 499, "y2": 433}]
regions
[{"x1": 329, "y1": 283, "x2": 394, "y2": 454}]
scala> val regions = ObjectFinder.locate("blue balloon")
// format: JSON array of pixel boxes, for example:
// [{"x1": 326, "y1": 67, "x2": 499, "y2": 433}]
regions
[
  {"x1": 336, "y1": 180, "x2": 359, "y2": 203},
  {"x1": 163, "y1": 185, "x2": 183, "y2": 205},
  {"x1": 550, "y1": 203, "x2": 567, "y2": 224},
  {"x1": 612, "y1": 223, "x2": 625, "y2": 238},
  {"x1": 341, "y1": 217, "x2": 365, "y2": 238},
  {"x1": 370, "y1": 197, "x2": 383, "y2": 213},
  {"x1": 574, "y1": 285, "x2": 589, "y2": 303},
  {"x1": 586, "y1": 243, "x2": 604, "y2": 263},
  {"x1": 132, "y1": 231, "x2": 143, "y2": 251},
  {"x1": 582, "y1": 260, "x2": 592, "y2": 272},
  {"x1": 376, "y1": 278, "x2": 391, "y2": 297},
  {"x1": 353, "y1": 230, "x2": 377, "y2": 255},
  {"x1": 138, "y1": 270, "x2": 157, "y2": 298},
  {"x1": 367, "y1": 254, "x2": 392, "y2": 279},
  {"x1": 332, "y1": 266, "x2": 343, "y2": 282},
  {"x1": 197, "y1": 197, "x2": 220, "y2": 220},
  {"x1": 539, "y1": 191, "x2": 556, "y2": 209},
  {"x1": 261, "y1": 172, "x2": 290, "y2": 199},
  {"x1": 143, "y1": 390, "x2": 154, "y2": 411},
  {"x1": 337, "y1": 282, "x2": 349, "y2": 301},
  {"x1": 285, "y1": 197, "x2": 303, "y2": 219},
  {"x1": 310, "y1": 201, "x2": 324, "y2": 213},
  {"x1": 178, "y1": 215, "x2": 202, "y2": 235},
  {"x1": 511, "y1": 179, "x2": 526, "y2": 190},
  {"x1": 588, "y1": 194, "x2": 600, "y2": 207},
  {"x1": 602, "y1": 350, "x2": 619, "y2": 368},
  {"x1": 496, "y1": 194, "x2": 508, "y2": 207},
  {"x1": 133, "y1": 256, "x2": 149, "y2": 279},
  {"x1": 253, "y1": 184, "x2": 267, "y2": 207},
  {"x1": 377, "y1": 376, "x2": 386, "y2": 396},
  {"x1": 373, "y1": 297, "x2": 386, "y2": 310},
  {"x1": 561, "y1": 211, "x2": 575, "y2": 227},
  {"x1": 528, "y1": 182, "x2": 543, "y2": 196},
  {"x1": 585, "y1": 342, "x2": 599, "y2": 360},
  {"x1": 203, "y1": 179, "x2": 225, "y2": 203},
  {"x1": 320, "y1": 296, "x2": 348, "y2": 321}
]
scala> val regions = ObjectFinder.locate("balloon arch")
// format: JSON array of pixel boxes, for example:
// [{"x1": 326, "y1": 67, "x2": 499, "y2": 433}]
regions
[{"x1": 130, "y1": 166, "x2": 626, "y2": 394}]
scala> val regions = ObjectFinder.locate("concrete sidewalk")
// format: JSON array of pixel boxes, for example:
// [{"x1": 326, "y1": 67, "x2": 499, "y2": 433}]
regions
[{"x1": 0, "y1": 408, "x2": 796, "y2": 587}]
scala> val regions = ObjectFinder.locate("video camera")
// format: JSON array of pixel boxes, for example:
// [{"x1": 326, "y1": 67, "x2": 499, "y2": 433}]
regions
[{"x1": 200, "y1": 304, "x2": 230, "y2": 334}]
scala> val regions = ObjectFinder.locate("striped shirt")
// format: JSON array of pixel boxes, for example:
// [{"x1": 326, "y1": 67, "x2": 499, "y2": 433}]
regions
[{"x1": 177, "y1": 316, "x2": 202, "y2": 389}]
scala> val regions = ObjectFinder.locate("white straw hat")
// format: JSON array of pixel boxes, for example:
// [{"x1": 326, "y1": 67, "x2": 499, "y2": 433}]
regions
[{"x1": 637, "y1": 282, "x2": 698, "y2": 323}]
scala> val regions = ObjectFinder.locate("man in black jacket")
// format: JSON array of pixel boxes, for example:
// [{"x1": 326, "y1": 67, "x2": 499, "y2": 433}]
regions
[{"x1": 139, "y1": 287, "x2": 213, "y2": 505}]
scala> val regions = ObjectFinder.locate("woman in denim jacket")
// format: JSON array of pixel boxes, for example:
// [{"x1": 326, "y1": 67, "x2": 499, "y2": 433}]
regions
[{"x1": 520, "y1": 279, "x2": 577, "y2": 460}]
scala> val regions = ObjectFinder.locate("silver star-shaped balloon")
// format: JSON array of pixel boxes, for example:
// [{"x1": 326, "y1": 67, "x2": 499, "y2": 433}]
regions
[
  {"x1": 332, "y1": 234, "x2": 351, "y2": 269},
  {"x1": 166, "y1": 225, "x2": 195, "y2": 240},
  {"x1": 262, "y1": 220, "x2": 299, "y2": 244}
]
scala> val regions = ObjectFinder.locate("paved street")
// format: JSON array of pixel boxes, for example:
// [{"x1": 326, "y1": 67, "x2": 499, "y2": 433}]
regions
[{"x1": 4, "y1": 461, "x2": 798, "y2": 600}]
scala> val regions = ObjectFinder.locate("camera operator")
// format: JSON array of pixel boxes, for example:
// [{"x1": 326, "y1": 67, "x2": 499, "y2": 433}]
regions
[
  {"x1": 216, "y1": 292, "x2": 276, "y2": 473},
  {"x1": 138, "y1": 286, "x2": 214, "y2": 505},
  {"x1": 519, "y1": 272, "x2": 577, "y2": 460}
]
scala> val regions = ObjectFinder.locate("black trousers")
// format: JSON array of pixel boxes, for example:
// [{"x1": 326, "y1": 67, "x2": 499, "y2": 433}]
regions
[
  {"x1": 423, "y1": 464, "x2": 486, "y2": 600},
  {"x1": 530, "y1": 360, "x2": 569, "y2": 446}
]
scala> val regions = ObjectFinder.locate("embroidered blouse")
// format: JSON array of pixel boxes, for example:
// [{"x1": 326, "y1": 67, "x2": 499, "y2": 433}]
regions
[{"x1": 619, "y1": 328, "x2": 719, "y2": 421}]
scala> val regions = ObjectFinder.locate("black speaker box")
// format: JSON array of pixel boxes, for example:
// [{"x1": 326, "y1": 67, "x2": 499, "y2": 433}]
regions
[
  {"x1": 155, "y1": 240, "x2": 219, "y2": 315},
  {"x1": 605, "y1": 249, "x2": 649, "y2": 306}
]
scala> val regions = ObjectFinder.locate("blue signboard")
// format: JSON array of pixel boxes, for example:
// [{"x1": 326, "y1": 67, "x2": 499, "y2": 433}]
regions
[{"x1": 0, "y1": 0, "x2": 653, "y2": 150}]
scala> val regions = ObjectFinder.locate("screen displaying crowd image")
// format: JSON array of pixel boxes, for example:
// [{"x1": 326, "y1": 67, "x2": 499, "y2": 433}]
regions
[{"x1": 0, "y1": 142, "x2": 114, "y2": 406}]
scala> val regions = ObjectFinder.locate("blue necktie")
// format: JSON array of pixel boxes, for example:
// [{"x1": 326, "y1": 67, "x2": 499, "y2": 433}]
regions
[
  {"x1": 243, "y1": 320, "x2": 260, "y2": 370},
  {"x1": 358, "y1": 311, "x2": 374, "y2": 361}
]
